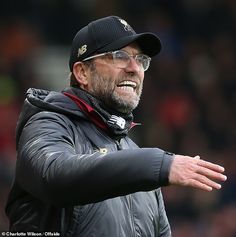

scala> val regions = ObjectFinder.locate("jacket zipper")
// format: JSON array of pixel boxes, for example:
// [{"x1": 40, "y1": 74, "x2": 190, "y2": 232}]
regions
[
  {"x1": 127, "y1": 195, "x2": 138, "y2": 237},
  {"x1": 116, "y1": 140, "x2": 137, "y2": 236},
  {"x1": 115, "y1": 140, "x2": 122, "y2": 150}
]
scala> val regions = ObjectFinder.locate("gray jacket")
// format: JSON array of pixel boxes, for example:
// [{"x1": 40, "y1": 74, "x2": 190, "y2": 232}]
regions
[{"x1": 6, "y1": 87, "x2": 173, "y2": 236}]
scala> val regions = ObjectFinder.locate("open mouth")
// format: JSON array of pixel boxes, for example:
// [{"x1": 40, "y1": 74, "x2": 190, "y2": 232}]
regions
[{"x1": 117, "y1": 81, "x2": 137, "y2": 92}]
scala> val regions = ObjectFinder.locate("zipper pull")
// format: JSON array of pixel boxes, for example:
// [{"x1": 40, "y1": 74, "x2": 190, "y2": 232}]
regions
[{"x1": 115, "y1": 140, "x2": 122, "y2": 150}]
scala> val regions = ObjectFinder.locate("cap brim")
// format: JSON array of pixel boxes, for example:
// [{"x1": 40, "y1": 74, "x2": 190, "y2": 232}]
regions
[{"x1": 97, "y1": 33, "x2": 162, "y2": 57}]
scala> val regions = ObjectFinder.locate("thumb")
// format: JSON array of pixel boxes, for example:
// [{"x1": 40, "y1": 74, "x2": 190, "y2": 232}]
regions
[{"x1": 194, "y1": 155, "x2": 201, "y2": 160}]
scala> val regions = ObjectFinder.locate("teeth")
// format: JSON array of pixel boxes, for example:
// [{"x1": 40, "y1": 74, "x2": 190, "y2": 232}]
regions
[
  {"x1": 119, "y1": 86, "x2": 134, "y2": 92},
  {"x1": 118, "y1": 81, "x2": 137, "y2": 88}
]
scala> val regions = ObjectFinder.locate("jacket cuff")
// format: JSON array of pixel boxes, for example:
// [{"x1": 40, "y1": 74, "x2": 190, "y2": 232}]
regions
[{"x1": 159, "y1": 152, "x2": 174, "y2": 186}]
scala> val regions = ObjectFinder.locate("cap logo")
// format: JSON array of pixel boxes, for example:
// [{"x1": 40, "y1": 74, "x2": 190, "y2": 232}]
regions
[
  {"x1": 78, "y1": 45, "x2": 87, "y2": 57},
  {"x1": 118, "y1": 18, "x2": 133, "y2": 32}
]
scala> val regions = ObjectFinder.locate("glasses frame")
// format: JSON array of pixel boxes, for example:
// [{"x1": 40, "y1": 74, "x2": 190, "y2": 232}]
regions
[{"x1": 82, "y1": 50, "x2": 151, "y2": 71}]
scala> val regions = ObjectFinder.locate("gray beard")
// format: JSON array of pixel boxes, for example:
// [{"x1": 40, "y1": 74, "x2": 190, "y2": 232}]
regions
[
  {"x1": 110, "y1": 89, "x2": 141, "y2": 113},
  {"x1": 88, "y1": 67, "x2": 142, "y2": 114}
]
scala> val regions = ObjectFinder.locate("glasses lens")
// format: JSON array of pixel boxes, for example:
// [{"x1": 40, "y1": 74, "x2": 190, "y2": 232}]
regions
[
  {"x1": 112, "y1": 51, "x2": 130, "y2": 68},
  {"x1": 112, "y1": 50, "x2": 151, "y2": 71},
  {"x1": 136, "y1": 55, "x2": 150, "y2": 71}
]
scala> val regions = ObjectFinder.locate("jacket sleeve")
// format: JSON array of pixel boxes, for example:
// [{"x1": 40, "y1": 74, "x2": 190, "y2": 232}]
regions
[
  {"x1": 155, "y1": 189, "x2": 172, "y2": 237},
  {"x1": 16, "y1": 112, "x2": 174, "y2": 206}
]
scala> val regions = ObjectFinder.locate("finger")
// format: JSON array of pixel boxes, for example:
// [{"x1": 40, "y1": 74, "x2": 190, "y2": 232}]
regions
[
  {"x1": 188, "y1": 179, "x2": 213, "y2": 192},
  {"x1": 197, "y1": 159, "x2": 225, "y2": 173},
  {"x1": 197, "y1": 166, "x2": 227, "y2": 182},
  {"x1": 194, "y1": 174, "x2": 222, "y2": 190}
]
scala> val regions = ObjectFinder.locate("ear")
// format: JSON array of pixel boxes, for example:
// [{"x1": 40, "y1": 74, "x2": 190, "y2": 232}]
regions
[{"x1": 72, "y1": 62, "x2": 89, "y2": 89}]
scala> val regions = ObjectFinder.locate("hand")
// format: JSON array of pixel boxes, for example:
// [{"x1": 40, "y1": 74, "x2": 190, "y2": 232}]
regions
[{"x1": 168, "y1": 155, "x2": 227, "y2": 191}]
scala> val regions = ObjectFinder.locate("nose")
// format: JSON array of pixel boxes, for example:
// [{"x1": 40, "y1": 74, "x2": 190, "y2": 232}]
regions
[{"x1": 124, "y1": 57, "x2": 142, "y2": 74}]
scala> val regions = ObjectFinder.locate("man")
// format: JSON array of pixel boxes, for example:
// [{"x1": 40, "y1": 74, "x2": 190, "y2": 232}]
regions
[{"x1": 6, "y1": 16, "x2": 226, "y2": 236}]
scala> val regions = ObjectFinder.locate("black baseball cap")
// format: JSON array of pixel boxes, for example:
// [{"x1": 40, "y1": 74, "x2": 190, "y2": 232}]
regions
[{"x1": 69, "y1": 15, "x2": 162, "y2": 71}]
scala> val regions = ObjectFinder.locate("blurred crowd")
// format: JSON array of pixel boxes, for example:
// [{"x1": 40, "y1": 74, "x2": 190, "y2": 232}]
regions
[{"x1": 0, "y1": 0, "x2": 235, "y2": 236}]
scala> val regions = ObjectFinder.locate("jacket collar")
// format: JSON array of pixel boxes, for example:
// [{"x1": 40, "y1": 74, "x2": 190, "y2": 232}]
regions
[{"x1": 62, "y1": 87, "x2": 136, "y2": 140}]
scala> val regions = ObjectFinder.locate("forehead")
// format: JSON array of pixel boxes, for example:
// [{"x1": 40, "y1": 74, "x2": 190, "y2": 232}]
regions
[{"x1": 121, "y1": 42, "x2": 142, "y2": 54}]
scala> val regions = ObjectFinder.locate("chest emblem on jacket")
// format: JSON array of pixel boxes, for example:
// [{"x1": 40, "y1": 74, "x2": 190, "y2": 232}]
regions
[{"x1": 99, "y1": 148, "x2": 108, "y2": 154}]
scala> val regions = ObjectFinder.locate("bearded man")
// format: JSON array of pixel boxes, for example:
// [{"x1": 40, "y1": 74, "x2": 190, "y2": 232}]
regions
[{"x1": 6, "y1": 16, "x2": 226, "y2": 236}]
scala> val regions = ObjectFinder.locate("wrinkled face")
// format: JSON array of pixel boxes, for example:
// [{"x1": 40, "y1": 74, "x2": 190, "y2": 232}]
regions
[{"x1": 86, "y1": 44, "x2": 145, "y2": 113}]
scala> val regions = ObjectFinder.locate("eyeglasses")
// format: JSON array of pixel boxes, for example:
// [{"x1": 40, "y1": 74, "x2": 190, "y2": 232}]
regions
[{"x1": 82, "y1": 50, "x2": 151, "y2": 71}]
